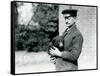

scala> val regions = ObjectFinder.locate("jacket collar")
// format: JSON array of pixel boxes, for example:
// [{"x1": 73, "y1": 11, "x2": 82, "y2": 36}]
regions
[
  {"x1": 67, "y1": 23, "x2": 77, "y2": 34},
  {"x1": 62, "y1": 23, "x2": 77, "y2": 37}
]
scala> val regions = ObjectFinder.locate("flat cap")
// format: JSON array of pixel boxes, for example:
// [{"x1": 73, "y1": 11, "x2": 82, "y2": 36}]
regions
[{"x1": 62, "y1": 9, "x2": 78, "y2": 17}]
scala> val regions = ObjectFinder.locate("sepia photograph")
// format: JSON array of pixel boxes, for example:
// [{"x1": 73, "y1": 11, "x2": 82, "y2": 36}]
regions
[{"x1": 11, "y1": 1, "x2": 97, "y2": 75}]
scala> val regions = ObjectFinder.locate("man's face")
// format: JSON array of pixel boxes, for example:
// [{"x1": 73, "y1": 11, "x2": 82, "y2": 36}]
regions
[{"x1": 63, "y1": 14, "x2": 76, "y2": 27}]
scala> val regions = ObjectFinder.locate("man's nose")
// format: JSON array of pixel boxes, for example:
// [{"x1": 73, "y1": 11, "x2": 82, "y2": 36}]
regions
[{"x1": 65, "y1": 20, "x2": 69, "y2": 24}]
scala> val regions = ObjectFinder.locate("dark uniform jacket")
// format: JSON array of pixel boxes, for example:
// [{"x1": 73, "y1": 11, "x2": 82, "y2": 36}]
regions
[{"x1": 55, "y1": 24, "x2": 83, "y2": 71}]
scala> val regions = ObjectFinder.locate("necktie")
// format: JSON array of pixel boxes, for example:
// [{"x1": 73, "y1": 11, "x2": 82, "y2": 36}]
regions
[{"x1": 62, "y1": 28, "x2": 69, "y2": 38}]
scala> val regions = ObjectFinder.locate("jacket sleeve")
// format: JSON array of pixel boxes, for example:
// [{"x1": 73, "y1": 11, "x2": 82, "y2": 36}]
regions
[{"x1": 61, "y1": 34, "x2": 83, "y2": 61}]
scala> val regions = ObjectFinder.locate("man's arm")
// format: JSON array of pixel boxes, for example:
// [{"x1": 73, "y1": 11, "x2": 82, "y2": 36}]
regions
[{"x1": 61, "y1": 35, "x2": 83, "y2": 61}]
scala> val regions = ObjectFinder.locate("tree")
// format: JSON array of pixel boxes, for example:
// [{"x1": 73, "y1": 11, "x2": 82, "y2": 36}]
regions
[{"x1": 15, "y1": 3, "x2": 59, "y2": 52}]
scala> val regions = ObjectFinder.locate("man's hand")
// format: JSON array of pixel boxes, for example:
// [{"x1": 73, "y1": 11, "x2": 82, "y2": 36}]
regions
[{"x1": 49, "y1": 46, "x2": 62, "y2": 57}]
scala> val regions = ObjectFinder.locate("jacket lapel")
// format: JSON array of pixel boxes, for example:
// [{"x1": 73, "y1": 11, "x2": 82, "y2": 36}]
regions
[{"x1": 62, "y1": 24, "x2": 77, "y2": 38}]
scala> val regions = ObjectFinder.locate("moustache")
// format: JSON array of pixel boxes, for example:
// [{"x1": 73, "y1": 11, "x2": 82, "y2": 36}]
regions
[{"x1": 66, "y1": 22, "x2": 70, "y2": 24}]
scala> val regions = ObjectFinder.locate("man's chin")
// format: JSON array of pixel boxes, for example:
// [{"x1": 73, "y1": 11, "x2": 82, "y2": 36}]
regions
[{"x1": 66, "y1": 24, "x2": 71, "y2": 27}]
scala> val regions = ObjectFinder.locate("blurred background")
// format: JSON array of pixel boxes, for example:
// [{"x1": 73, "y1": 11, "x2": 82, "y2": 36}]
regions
[
  {"x1": 15, "y1": 2, "x2": 59, "y2": 52},
  {"x1": 14, "y1": 2, "x2": 59, "y2": 73}
]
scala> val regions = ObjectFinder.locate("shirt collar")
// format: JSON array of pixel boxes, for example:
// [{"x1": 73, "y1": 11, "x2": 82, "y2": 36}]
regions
[
  {"x1": 67, "y1": 23, "x2": 77, "y2": 34},
  {"x1": 62, "y1": 23, "x2": 77, "y2": 37}
]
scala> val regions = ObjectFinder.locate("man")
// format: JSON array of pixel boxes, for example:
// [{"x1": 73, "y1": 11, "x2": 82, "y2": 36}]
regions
[{"x1": 49, "y1": 9, "x2": 83, "y2": 71}]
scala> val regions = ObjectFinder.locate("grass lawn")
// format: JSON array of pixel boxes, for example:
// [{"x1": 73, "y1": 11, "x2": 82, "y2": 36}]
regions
[{"x1": 15, "y1": 51, "x2": 56, "y2": 73}]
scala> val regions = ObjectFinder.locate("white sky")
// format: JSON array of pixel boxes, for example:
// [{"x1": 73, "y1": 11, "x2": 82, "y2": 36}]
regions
[{"x1": 17, "y1": 3, "x2": 34, "y2": 25}]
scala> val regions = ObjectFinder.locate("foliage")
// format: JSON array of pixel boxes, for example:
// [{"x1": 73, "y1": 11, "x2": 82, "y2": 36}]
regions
[{"x1": 15, "y1": 3, "x2": 59, "y2": 52}]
